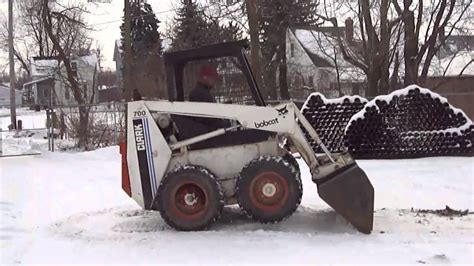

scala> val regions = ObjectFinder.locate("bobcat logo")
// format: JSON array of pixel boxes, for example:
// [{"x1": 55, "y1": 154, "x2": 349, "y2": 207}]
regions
[{"x1": 276, "y1": 106, "x2": 288, "y2": 118}]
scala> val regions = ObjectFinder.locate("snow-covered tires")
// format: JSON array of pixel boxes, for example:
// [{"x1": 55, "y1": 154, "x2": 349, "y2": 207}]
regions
[
  {"x1": 156, "y1": 165, "x2": 224, "y2": 231},
  {"x1": 236, "y1": 156, "x2": 302, "y2": 223}
]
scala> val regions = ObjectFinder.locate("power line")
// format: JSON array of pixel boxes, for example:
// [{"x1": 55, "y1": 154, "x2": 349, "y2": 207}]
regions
[
  {"x1": 90, "y1": 8, "x2": 175, "y2": 27},
  {"x1": 89, "y1": 2, "x2": 217, "y2": 27}
]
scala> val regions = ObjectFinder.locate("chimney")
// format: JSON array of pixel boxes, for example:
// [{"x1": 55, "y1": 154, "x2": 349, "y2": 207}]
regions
[{"x1": 345, "y1": 18, "x2": 354, "y2": 45}]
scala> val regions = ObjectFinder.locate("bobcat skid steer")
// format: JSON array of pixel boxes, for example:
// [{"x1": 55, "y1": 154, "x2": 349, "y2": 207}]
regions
[{"x1": 120, "y1": 41, "x2": 374, "y2": 233}]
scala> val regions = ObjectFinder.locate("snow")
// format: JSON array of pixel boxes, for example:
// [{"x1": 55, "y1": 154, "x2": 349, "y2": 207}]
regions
[
  {"x1": 346, "y1": 85, "x2": 473, "y2": 133},
  {"x1": 1, "y1": 109, "x2": 49, "y2": 156},
  {"x1": 0, "y1": 108, "x2": 473, "y2": 264},
  {"x1": 31, "y1": 59, "x2": 60, "y2": 77},
  {"x1": 1, "y1": 145, "x2": 473, "y2": 263},
  {"x1": 1, "y1": 109, "x2": 46, "y2": 131},
  {"x1": 302, "y1": 92, "x2": 367, "y2": 111},
  {"x1": 429, "y1": 50, "x2": 474, "y2": 77},
  {"x1": 31, "y1": 54, "x2": 98, "y2": 78},
  {"x1": 80, "y1": 54, "x2": 99, "y2": 68}
]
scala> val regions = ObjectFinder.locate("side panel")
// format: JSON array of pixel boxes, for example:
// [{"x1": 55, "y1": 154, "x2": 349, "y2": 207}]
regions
[
  {"x1": 167, "y1": 140, "x2": 279, "y2": 200},
  {"x1": 127, "y1": 102, "x2": 172, "y2": 209}
]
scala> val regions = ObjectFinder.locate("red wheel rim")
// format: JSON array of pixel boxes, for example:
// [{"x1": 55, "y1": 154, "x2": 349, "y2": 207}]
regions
[
  {"x1": 170, "y1": 181, "x2": 208, "y2": 220},
  {"x1": 248, "y1": 171, "x2": 289, "y2": 212}
]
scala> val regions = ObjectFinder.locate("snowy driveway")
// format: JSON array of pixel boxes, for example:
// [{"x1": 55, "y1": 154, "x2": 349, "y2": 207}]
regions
[{"x1": 1, "y1": 147, "x2": 473, "y2": 264}]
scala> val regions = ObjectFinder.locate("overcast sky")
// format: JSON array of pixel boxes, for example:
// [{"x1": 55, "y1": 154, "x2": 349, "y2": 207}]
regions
[{"x1": 0, "y1": 0, "x2": 177, "y2": 71}]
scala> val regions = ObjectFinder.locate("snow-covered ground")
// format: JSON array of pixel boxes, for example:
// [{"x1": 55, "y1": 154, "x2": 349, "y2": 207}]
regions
[
  {"x1": 0, "y1": 108, "x2": 50, "y2": 156},
  {"x1": 1, "y1": 146, "x2": 473, "y2": 264}
]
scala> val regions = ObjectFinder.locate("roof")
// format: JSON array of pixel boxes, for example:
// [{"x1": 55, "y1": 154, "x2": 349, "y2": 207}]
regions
[
  {"x1": 305, "y1": 50, "x2": 333, "y2": 68},
  {"x1": 429, "y1": 50, "x2": 474, "y2": 77},
  {"x1": 163, "y1": 40, "x2": 249, "y2": 64},
  {"x1": 31, "y1": 57, "x2": 60, "y2": 77},
  {"x1": 80, "y1": 54, "x2": 99, "y2": 67},
  {"x1": 290, "y1": 25, "x2": 345, "y2": 37},
  {"x1": 293, "y1": 28, "x2": 339, "y2": 67},
  {"x1": 290, "y1": 28, "x2": 366, "y2": 82},
  {"x1": 23, "y1": 77, "x2": 54, "y2": 87},
  {"x1": 31, "y1": 54, "x2": 99, "y2": 77},
  {"x1": 440, "y1": 35, "x2": 474, "y2": 58}
]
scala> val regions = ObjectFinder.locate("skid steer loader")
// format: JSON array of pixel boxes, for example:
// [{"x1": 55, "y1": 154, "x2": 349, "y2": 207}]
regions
[{"x1": 120, "y1": 41, "x2": 374, "y2": 233}]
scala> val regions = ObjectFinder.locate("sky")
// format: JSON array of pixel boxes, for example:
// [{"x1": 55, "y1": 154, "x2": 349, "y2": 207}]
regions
[{"x1": 0, "y1": 0, "x2": 176, "y2": 71}]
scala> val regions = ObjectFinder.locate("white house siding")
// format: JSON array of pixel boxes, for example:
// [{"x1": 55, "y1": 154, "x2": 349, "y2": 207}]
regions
[
  {"x1": 287, "y1": 28, "x2": 367, "y2": 98},
  {"x1": 0, "y1": 85, "x2": 23, "y2": 107},
  {"x1": 286, "y1": 29, "x2": 337, "y2": 99},
  {"x1": 56, "y1": 56, "x2": 98, "y2": 106},
  {"x1": 30, "y1": 55, "x2": 99, "y2": 106}
]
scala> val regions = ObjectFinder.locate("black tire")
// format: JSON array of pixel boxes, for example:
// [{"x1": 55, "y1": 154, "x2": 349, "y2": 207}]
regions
[
  {"x1": 157, "y1": 165, "x2": 224, "y2": 231},
  {"x1": 236, "y1": 156, "x2": 302, "y2": 223},
  {"x1": 283, "y1": 152, "x2": 300, "y2": 177}
]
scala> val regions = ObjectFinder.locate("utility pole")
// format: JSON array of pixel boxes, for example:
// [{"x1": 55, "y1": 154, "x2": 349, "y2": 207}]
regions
[
  {"x1": 8, "y1": 0, "x2": 16, "y2": 129},
  {"x1": 123, "y1": 0, "x2": 133, "y2": 101},
  {"x1": 245, "y1": 0, "x2": 265, "y2": 98}
]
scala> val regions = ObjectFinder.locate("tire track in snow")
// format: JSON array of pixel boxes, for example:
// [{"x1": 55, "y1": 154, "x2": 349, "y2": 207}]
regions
[{"x1": 47, "y1": 205, "x2": 474, "y2": 244}]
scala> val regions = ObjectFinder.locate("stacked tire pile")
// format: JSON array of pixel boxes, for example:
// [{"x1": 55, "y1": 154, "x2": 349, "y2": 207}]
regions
[
  {"x1": 301, "y1": 93, "x2": 368, "y2": 153},
  {"x1": 344, "y1": 86, "x2": 474, "y2": 159}
]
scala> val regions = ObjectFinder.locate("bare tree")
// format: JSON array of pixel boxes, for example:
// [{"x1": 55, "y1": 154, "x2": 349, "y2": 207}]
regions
[
  {"x1": 316, "y1": 0, "x2": 403, "y2": 96},
  {"x1": 41, "y1": 0, "x2": 94, "y2": 149},
  {"x1": 0, "y1": 0, "x2": 93, "y2": 76},
  {"x1": 393, "y1": 0, "x2": 472, "y2": 86}
]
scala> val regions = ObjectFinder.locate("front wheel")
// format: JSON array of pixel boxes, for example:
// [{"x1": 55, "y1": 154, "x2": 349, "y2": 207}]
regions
[
  {"x1": 236, "y1": 156, "x2": 302, "y2": 223},
  {"x1": 157, "y1": 165, "x2": 224, "y2": 231}
]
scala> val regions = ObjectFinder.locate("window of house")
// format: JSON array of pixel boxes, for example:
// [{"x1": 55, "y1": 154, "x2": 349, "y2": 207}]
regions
[
  {"x1": 309, "y1": 76, "x2": 314, "y2": 87},
  {"x1": 65, "y1": 88, "x2": 70, "y2": 100},
  {"x1": 291, "y1": 43, "x2": 295, "y2": 58}
]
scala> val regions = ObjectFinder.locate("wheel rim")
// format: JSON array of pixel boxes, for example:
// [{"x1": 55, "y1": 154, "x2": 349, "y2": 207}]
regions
[
  {"x1": 248, "y1": 171, "x2": 289, "y2": 212},
  {"x1": 171, "y1": 181, "x2": 208, "y2": 219}
]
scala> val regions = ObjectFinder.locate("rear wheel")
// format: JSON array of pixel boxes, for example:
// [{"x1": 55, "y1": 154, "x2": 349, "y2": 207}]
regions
[
  {"x1": 157, "y1": 165, "x2": 224, "y2": 231},
  {"x1": 236, "y1": 156, "x2": 302, "y2": 223}
]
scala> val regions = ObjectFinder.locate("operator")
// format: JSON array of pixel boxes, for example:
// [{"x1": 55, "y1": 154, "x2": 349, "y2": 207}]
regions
[
  {"x1": 189, "y1": 65, "x2": 230, "y2": 130},
  {"x1": 189, "y1": 65, "x2": 219, "y2": 103}
]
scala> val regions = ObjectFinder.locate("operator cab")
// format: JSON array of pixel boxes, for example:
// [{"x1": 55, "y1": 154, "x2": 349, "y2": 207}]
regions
[
  {"x1": 154, "y1": 41, "x2": 275, "y2": 150},
  {"x1": 163, "y1": 40, "x2": 265, "y2": 106}
]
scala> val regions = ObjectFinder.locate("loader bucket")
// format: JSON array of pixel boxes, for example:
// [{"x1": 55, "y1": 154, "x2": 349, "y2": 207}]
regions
[{"x1": 316, "y1": 163, "x2": 374, "y2": 234}]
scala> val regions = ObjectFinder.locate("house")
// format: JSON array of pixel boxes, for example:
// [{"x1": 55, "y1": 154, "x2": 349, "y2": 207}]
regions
[
  {"x1": 0, "y1": 83, "x2": 22, "y2": 107},
  {"x1": 23, "y1": 54, "x2": 99, "y2": 107},
  {"x1": 425, "y1": 35, "x2": 474, "y2": 119},
  {"x1": 286, "y1": 25, "x2": 366, "y2": 99},
  {"x1": 437, "y1": 35, "x2": 474, "y2": 59}
]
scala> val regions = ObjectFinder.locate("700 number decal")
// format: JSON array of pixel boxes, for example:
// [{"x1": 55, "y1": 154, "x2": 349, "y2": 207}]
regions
[{"x1": 134, "y1": 111, "x2": 146, "y2": 117}]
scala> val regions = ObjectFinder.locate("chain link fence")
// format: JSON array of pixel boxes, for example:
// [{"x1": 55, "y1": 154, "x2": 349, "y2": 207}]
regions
[
  {"x1": 53, "y1": 101, "x2": 127, "y2": 150},
  {"x1": 0, "y1": 102, "x2": 126, "y2": 156}
]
